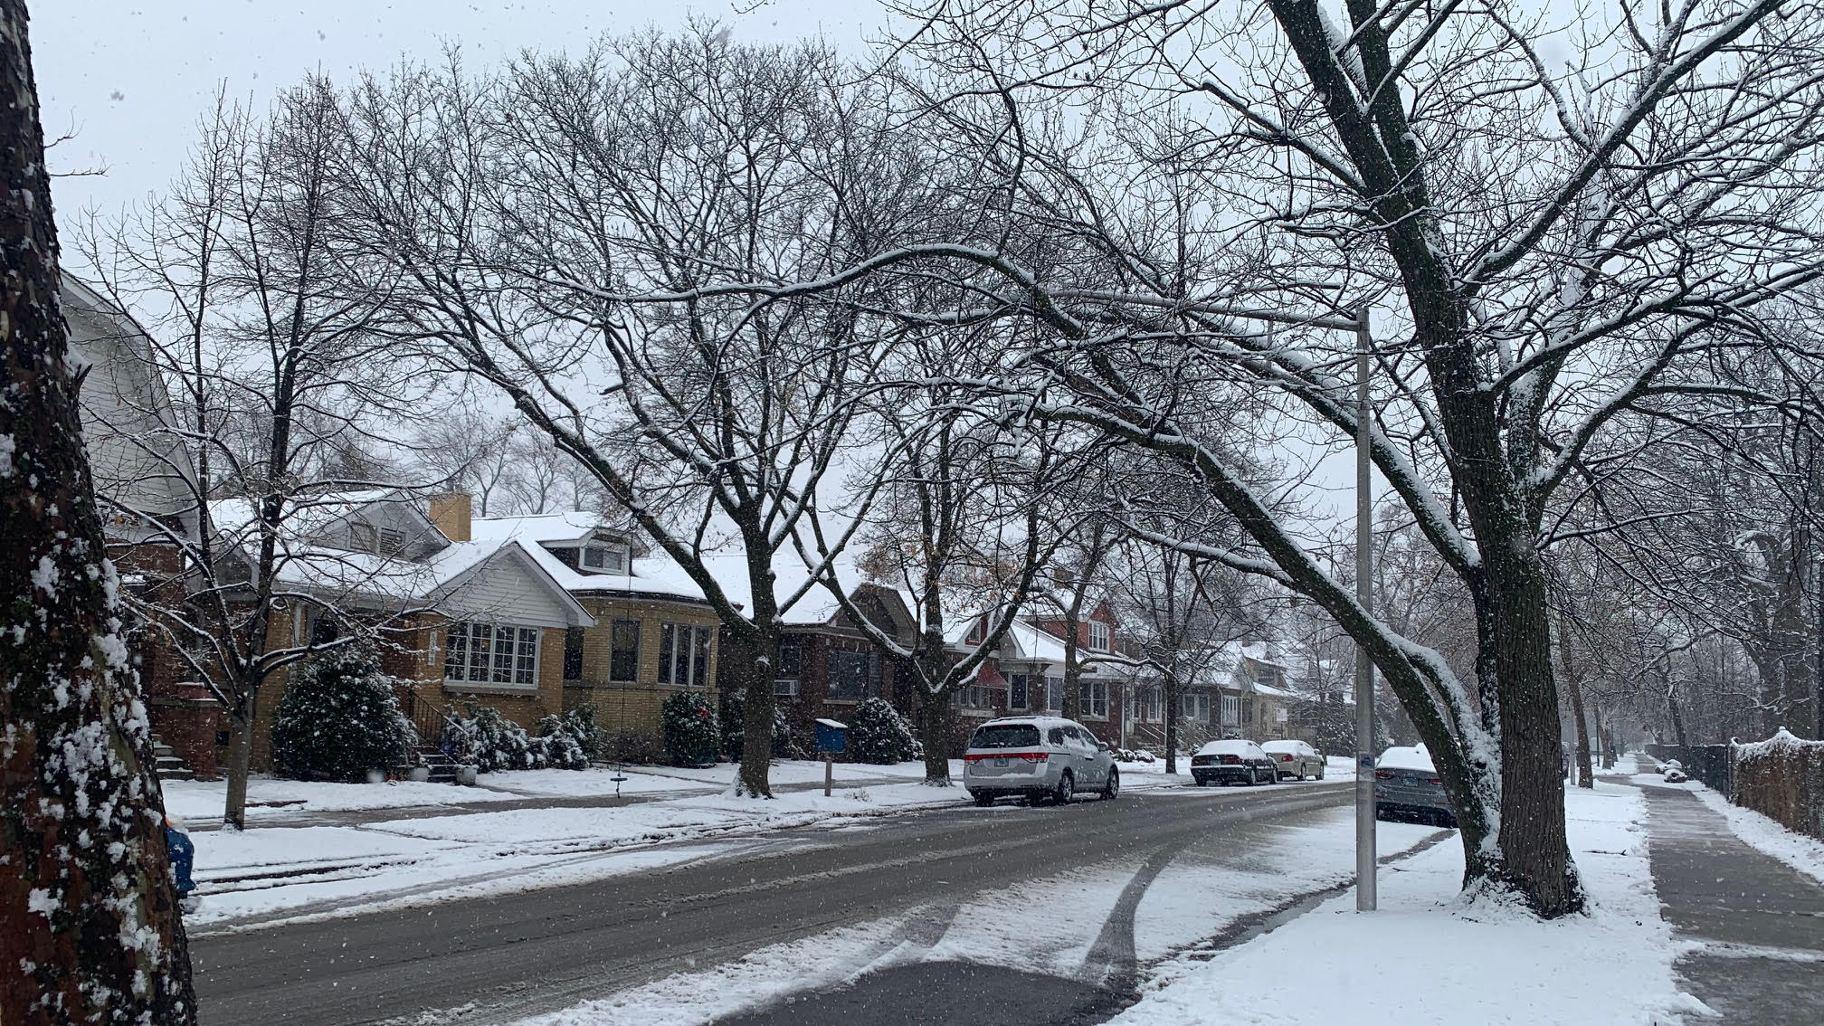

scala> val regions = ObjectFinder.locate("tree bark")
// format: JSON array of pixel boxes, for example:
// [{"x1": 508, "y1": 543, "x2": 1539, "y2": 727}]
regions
[
  {"x1": 0, "y1": 2, "x2": 198, "y2": 1019},
  {"x1": 917, "y1": 684, "x2": 954, "y2": 786},
  {"x1": 222, "y1": 685, "x2": 259, "y2": 829},
  {"x1": 1554, "y1": 608, "x2": 1595, "y2": 788},
  {"x1": 733, "y1": 620, "x2": 777, "y2": 798},
  {"x1": 1163, "y1": 669, "x2": 1179, "y2": 776}
]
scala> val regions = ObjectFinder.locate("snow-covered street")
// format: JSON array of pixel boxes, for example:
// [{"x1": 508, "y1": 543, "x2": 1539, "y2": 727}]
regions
[{"x1": 174, "y1": 758, "x2": 1254, "y2": 931}]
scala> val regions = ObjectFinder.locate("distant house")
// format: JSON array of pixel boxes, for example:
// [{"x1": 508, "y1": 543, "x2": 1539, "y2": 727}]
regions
[
  {"x1": 464, "y1": 510, "x2": 724, "y2": 758},
  {"x1": 64, "y1": 280, "x2": 214, "y2": 775},
  {"x1": 944, "y1": 600, "x2": 1141, "y2": 751},
  {"x1": 205, "y1": 490, "x2": 595, "y2": 770},
  {"x1": 698, "y1": 553, "x2": 918, "y2": 747}
]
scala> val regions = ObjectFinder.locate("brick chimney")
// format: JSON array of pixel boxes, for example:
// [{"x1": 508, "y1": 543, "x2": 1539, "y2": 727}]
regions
[{"x1": 428, "y1": 493, "x2": 472, "y2": 542}]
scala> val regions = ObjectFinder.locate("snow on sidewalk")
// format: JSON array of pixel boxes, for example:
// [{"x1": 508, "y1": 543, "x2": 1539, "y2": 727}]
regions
[
  {"x1": 1685, "y1": 782, "x2": 1824, "y2": 888},
  {"x1": 1106, "y1": 783, "x2": 1704, "y2": 1026}
]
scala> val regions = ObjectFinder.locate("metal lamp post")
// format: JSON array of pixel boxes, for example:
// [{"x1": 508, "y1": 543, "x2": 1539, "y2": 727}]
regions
[{"x1": 1354, "y1": 303, "x2": 1378, "y2": 911}]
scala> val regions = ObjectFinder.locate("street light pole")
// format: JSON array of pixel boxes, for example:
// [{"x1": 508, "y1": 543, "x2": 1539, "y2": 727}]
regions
[{"x1": 1354, "y1": 303, "x2": 1378, "y2": 912}]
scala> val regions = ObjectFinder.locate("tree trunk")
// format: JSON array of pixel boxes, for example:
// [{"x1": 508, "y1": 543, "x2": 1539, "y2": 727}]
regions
[
  {"x1": 1554, "y1": 608, "x2": 1595, "y2": 789},
  {"x1": 918, "y1": 687, "x2": 954, "y2": 786},
  {"x1": 0, "y1": 2, "x2": 198, "y2": 1018},
  {"x1": 1163, "y1": 670, "x2": 1178, "y2": 776},
  {"x1": 222, "y1": 684, "x2": 259, "y2": 829},
  {"x1": 733, "y1": 622, "x2": 777, "y2": 798},
  {"x1": 1484, "y1": 559, "x2": 1580, "y2": 914}
]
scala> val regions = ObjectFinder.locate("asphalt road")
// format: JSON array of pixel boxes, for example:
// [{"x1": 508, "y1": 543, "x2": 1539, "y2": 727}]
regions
[{"x1": 191, "y1": 781, "x2": 1354, "y2": 1026}]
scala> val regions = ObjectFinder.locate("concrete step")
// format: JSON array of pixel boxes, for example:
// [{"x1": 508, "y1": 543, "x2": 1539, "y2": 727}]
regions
[{"x1": 151, "y1": 738, "x2": 195, "y2": 781}]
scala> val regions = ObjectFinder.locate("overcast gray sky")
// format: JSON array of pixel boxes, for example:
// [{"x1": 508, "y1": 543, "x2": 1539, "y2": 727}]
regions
[
  {"x1": 36, "y1": 1, "x2": 882, "y2": 228},
  {"x1": 32, "y1": 0, "x2": 1362, "y2": 530}
]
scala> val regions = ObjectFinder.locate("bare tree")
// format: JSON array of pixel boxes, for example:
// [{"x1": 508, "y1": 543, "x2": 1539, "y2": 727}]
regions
[
  {"x1": 76, "y1": 80, "x2": 430, "y2": 828},
  {"x1": 750, "y1": 0, "x2": 1824, "y2": 915},
  {"x1": 332, "y1": 32, "x2": 927, "y2": 796},
  {"x1": 813, "y1": 327, "x2": 1081, "y2": 785},
  {"x1": 0, "y1": 1, "x2": 196, "y2": 1018}
]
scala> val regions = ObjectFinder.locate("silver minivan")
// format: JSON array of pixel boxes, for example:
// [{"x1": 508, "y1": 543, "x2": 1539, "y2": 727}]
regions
[{"x1": 963, "y1": 716, "x2": 1119, "y2": 807}]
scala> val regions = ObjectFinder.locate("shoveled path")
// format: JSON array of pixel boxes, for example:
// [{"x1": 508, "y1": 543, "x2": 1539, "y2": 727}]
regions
[{"x1": 1640, "y1": 785, "x2": 1824, "y2": 1024}]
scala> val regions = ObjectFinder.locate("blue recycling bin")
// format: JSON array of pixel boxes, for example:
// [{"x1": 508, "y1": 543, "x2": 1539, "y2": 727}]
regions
[{"x1": 814, "y1": 718, "x2": 848, "y2": 755}]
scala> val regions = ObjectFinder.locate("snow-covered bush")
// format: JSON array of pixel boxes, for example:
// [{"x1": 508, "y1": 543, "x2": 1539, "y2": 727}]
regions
[
  {"x1": 848, "y1": 697, "x2": 918, "y2": 765},
  {"x1": 270, "y1": 642, "x2": 414, "y2": 782},
  {"x1": 662, "y1": 691, "x2": 720, "y2": 767},
  {"x1": 558, "y1": 705, "x2": 604, "y2": 762},
  {"x1": 719, "y1": 688, "x2": 801, "y2": 762},
  {"x1": 534, "y1": 713, "x2": 591, "y2": 770},
  {"x1": 446, "y1": 705, "x2": 540, "y2": 772}
]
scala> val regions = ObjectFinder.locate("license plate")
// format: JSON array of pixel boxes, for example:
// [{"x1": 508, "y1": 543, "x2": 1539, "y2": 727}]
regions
[{"x1": 994, "y1": 758, "x2": 1009, "y2": 767}]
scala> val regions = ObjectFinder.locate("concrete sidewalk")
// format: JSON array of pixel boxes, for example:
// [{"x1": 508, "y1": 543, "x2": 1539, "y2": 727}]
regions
[{"x1": 1639, "y1": 785, "x2": 1824, "y2": 1024}]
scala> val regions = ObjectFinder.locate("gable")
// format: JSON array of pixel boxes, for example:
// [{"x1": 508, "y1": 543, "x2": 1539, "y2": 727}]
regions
[{"x1": 436, "y1": 549, "x2": 579, "y2": 629}]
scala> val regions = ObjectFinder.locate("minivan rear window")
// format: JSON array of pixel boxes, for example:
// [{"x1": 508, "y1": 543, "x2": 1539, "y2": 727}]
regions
[{"x1": 971, "y1": 724, "x2": 1041, "y2": 749}]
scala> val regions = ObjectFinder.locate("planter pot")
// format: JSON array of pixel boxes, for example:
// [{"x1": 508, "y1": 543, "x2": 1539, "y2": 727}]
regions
[
  {"x1": 456, "y1": 765, "x2": 479, "y2": 786},
  {"x1": 407, "y1": 766, "x2": 431, "y2": 783}
]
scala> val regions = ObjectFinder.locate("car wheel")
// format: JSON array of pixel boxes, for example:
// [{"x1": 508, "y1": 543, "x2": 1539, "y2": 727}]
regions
[
  {"x1": 1297, "y1": 764, "x2": 1308, "y2": 781},
  {"x1": 1194, "y1": 775, "x2": 1208, "y2": 787},
  {"x1": 1100, "y1": 768, "x2": 1119, "y2": 801},
  {"x1": 1316, "y1": 765, "x2": 1326, "y2": 780},
  {"x1": 971, "y1": 792, "x2": 995, "y2": 808},
  {"x1": 1054, "y1": 771, "x2": 1075, "y2": 805}
]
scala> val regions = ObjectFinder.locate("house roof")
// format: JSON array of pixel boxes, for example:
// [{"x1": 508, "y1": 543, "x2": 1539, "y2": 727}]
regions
[
  {"x1": 208, "y1": 493, "x2": 592, "y2": 627},
  {"x1": 471, "y1": 513, "x2": 709, "y2": 605}
]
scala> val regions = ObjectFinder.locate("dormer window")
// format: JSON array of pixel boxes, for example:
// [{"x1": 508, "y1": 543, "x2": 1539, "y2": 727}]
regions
[
  {"x1": 347, "y1": 521, "x2": 406, "y2": 556},
  {"x1": 579, "y1": 542, "x2": 627, "y2": 573},
  {"x1": 349, "y1": 522, "x2": 376, "y2": 551},
  {"x1": 1089, "y1": 621, "x2": 1111, "y2": 652}
]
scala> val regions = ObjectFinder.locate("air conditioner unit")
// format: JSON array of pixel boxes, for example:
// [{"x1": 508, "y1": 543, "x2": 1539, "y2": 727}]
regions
[{"x1": 773, "y1": 677, "x2": 800, "y2": 698}]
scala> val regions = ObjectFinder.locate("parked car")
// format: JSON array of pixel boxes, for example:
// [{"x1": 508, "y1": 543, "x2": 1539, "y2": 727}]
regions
[
  {"x1": 164, "y1": 814, "x2": 200, "y2": 913},
  {"x1": 1373, "y1": 745, "x2": 1457, "y2": 827},
  {"x1": 1262, "y1": 739, "x2": 1326, "y2": 780},
  {"x1": 963, "y1": 716, "x2": 1119, "y2": 807},
  {"x1": 1190, "y1": 739, "x2": 1278, "y2": 786},
  {"x1": 1663, "y1": 768, "x2": 1689, "y2": 783}
]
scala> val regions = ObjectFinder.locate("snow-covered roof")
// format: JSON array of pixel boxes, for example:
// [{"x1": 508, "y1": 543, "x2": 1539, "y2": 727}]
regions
[
  {"x1": 208, "y1": 494, "x2": 591, "y2": 626},
  {"x1": 471, "y1": 513, "x2": 709, "y2": 604}
]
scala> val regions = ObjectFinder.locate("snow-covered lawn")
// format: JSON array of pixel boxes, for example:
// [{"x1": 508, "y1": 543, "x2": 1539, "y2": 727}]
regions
[
  {"x1": 184, "y1": 779, "x2": 968, "y2": 931},
  {"x1": 1107, "y1": 782, "x2": 1701, "y2": 1026},
  {"x1": 164, "y1": 775, "x2": 512, "y2": 824},
  {"x1": 163, "y1": 759, "x2": 965, "y2": 825}
]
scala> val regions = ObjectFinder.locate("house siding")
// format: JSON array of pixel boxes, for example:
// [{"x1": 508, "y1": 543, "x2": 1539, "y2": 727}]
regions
[{"x1": 561, "y1": 595, "x2": 723, "y2": 753}]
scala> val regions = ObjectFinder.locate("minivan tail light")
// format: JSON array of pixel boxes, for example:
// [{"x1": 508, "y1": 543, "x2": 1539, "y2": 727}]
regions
[
  {"x1": 1374, "y1": 770, "x2": 1395, "y2": 780},
  {"x1": 1020, "y1": 753, "x2": 1050, "y2": 764},
  {"x1": 1426, "y1": 775, "x2": 1441, "y2": 785}
]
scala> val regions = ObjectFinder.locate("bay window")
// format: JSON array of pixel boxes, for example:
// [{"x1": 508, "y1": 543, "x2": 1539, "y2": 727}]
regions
[{"x1": 444, "y1": 622, "x2": 540, "y2": 688}]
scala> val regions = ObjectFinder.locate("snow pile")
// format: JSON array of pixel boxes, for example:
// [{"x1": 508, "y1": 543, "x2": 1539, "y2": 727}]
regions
[{"x1": 1107, "y1": 784, "x2": 1703, "y2": 1026}]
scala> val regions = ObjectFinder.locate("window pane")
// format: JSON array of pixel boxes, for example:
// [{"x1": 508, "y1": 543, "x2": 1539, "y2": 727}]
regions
[
  {"x1": 777, "y1": 637, "x2": 801, "y2": 678},
  {"x1": 492, "y1": 625, "x2": 515, "y2": 683},
  {"x1": 692, "y1": 627, "x2": 711, "y2": 689},
  {"x1": 1009, "y1": 674, "x2": 1028, "y2": 709},
  {"x1": 659, "y1": 624, "x2": 676, "y2": 685},
  {"x1": 563, "y1": 627, "x2": 584, "y2": 681},
  {"x1": 517, "y1": 628, "x2": 538, "y2": 685},
  {"x1": 444, "y1": 626, "x2": 467, "y2": 679},
  {"x1": 611, "y1": 620, "x2": 639, "y2": 682}
]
